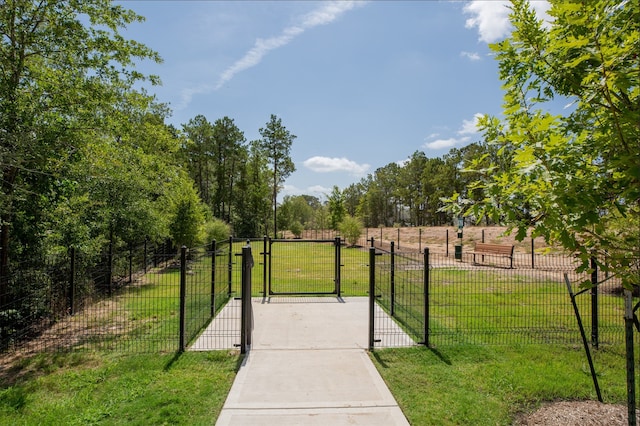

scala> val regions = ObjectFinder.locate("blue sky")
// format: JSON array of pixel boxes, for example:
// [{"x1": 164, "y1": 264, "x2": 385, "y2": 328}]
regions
[{"x1": 121, "y1": 1, "x2": 551, "y2": 201}]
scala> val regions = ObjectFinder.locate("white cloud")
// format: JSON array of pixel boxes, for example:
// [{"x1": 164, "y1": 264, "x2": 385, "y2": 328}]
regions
[
  {"x1": 458, "y1": 113, "x2": 483, "y2": 135},
  {"x1": 425, "y1": 137, "x2": 466, "y2": 150},
  {"x1": 463, "y1": 0, "x2": 511, "y2": 43},
  {"x1": 463, "y1": 0, "x2": 551, "y2": 43},
  {"x1": 423, "y1": 113, "x2": 483, "y2": 150},
  {"x1": 214, "y1": 1, "x2": 366, "y2": 90},
  {"x1": 303, "y1": 156, "x2": 370, "y2": 176},
  {"x1": 460, "y1": 51, "x2": 481, "y2": 61},
  {"x1": 280, "y1": 184, "x2": 331, "y2": 200}
]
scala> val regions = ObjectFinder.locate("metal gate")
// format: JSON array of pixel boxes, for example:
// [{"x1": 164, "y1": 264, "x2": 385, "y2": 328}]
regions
[{"x1": 267, "y1": 238, "x2": 341, "y2": 296}]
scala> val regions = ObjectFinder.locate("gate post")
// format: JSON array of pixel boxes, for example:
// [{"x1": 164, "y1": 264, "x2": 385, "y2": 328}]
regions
[
  {"x1": 228, "y1": 237, "x2": 233, "y2": 296},
  {"x1": 240, "y1": 245, "x2": 254, "y2": 354},
  {"x1": 335, "y1": 237, "x2": 342, "y2": 296},
  {"x1": 368, "y1": 247, "x2": 376, "y2": 351},
  {"x1": 263, "y1": 236, "x2": 268, "y2": 298}
]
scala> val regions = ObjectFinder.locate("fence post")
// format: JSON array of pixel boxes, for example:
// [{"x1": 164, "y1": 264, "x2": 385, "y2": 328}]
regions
[
  {"x1": 228, "y1": 237, "x2": 233, "y2": 296},
  {"x1": 531, "y1": 238, "x2": 535, "y2": 269},
  {"x1": 445, "y1": 229, "x2": 449, "y2": 257},
  {"x1": 211, "y1": 240, "x2": 216, "y2": 317},
  {"x1": 107, "y1": 240, "x2": 113, "y2": 296},
  {"x1": 624, "y1": 289, "x2": 637, "y2": 425},
  {"x1": 419, "y1": 228, "x2": 422, "y2": 253},
  {"x1": 69, "y1": 247, "x2": 76, "y2": 316},
  {"x1": 424, "y1": 247, "x2": 430, "y2": 347},
  {"x1": 240, "y1": 245, "x2": 253, "y2": 354},
  {"x1": 263, "y1": 236, "x2": 268, "y2": 298},
  {"x1": 335, "y1": 237, "x2": 342, "y2": 297},
  {"x1": 143, "y1": 240, "x2": 148, "y2": 274},
  {"x1": 390, "y1": 241, "x2": 395, "y2": 316},
  {"x1": 128, "y1": 243, "x2": 133, "y2": 284},
  {"x1": 368, "y1": 247, "x2": 376, "y2": 351},
  {"x1": 179, "y1": 246, "x2": 187, "y2": 352},
  {"x1": 591, "y1": 257, "x2": 598, "y2": 348}
]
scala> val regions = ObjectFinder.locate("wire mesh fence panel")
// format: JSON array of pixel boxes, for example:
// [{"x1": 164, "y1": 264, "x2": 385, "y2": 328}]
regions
[
  {"x1": 184, "y1": 243, "x2": 243, "y2": 351},
  {"x1": 372, "y1": 249, "x2": 425, "y2": 348},
  {"x1": 427, "y1": 253, "x2": 626, "y2": 346}
]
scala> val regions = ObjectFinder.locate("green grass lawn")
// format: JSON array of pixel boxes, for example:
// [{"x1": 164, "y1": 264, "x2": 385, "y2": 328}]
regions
[
  {"x1": 0, "y1": 350, "x2": 239, "y2": 425},
  {"x1": 1, "y1": 343, "x2": 632, "y2": 425},
  {"x1": 370, "y1": 343, "x2": 631, "y2": 425}
]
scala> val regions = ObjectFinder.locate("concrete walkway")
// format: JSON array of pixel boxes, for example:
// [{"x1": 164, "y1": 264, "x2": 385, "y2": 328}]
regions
[{"x1": 215, "y1": 297, "x2": 410, "y2": 425}]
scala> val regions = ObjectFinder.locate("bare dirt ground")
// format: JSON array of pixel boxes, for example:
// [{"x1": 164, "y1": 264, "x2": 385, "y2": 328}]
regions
[
  {"x1": 299, "y1": 225, "x2": 553, "y2": 253},
  {"x1": 359, "y1": 225, "x2": 553, "y2": 254},
  {"x1": 514, "y1": 400, "x2": 637, "y2": 425}
]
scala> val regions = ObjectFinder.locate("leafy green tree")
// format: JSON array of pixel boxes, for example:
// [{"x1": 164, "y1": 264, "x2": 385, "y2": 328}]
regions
[
  {"x1": 164, "y1": 174, "x2": 207, "y2": 248},
  {"x1": 257, "y1": 115, "x2": 296, "y2": 237},
  {"x1": 233, "y1": 141, "x2": 271, "y2": 237},
  {"x1": 468, "y1": 0, "x2": 639, "y2": 287},
  {"x1": 211, "y1": 117, "x2": 246, "y2": 222},
  {"x1": 327, "y1": 186, "x2": 345, "y2": 230},
  {"x1": 0, "y1": 1, "x2": 160, "y2": 286},
  {"x1": 181, "y1": 115, "x2": 215, "y2": 206},
  {"x1": 339, "y1": 215, "x2": 363, "y2": 247}
]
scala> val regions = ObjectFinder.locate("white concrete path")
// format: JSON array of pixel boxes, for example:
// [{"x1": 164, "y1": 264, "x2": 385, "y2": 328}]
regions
[{"x1": 215, "y1": 297, "x2": 411, "y2": 425}]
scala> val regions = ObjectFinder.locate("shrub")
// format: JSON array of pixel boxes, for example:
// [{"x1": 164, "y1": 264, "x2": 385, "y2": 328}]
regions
[{"x1": 339, "y1": 215, "x2": 363, "y2": 247}]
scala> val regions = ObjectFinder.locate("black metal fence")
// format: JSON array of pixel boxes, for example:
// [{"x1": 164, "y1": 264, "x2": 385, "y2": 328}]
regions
[
  {"x1": 369, "y1": 247, "x2": 631, "y2": 349},
  {"x1": 3, "y1": 236, "x2": 633, "y2": 357}
]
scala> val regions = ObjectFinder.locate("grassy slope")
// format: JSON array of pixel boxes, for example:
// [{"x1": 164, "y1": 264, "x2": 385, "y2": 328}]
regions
[
  {"x1": 0, "y1": 350, "x2": 240, "y2": 425},
  {"x1": 371, "y1": 344, "x2": 630, "y2": 425}
]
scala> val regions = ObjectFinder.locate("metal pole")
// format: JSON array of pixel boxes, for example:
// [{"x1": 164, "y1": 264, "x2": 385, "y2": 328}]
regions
[
  {"x1": 531, "y1": 238, "x2": 535, "y2": 269},
  {"x1": 446, "y1": 229, "x2": 449, "y2": 257},
  {"x1": 263, "y1": 236, "x2": 268, "y2": 298},
  {"x1": 335, "y1": 237, "x2": 342, "y2": 297},
  {"x1": 211, "y1": 240, "x2": 216, "y2": 316},
  {"x1": 228, "y1": 237, "x2": 233, "y2": 296},
  {"x1": 69, "y1": 247, "x2": 76, "y2": 316},
  {"x1": 179, "y1": 246, "x2": 187, "y2": 352},
  {"x1": 368, "y1": 247, "x2": 376, "y2": 351},
  {"x1": 564, "y1": 273, "x2": 603, "y2": 402},
  {"x1": 144, "y1": 240, "x2": 148, "y2": 274},
  {"x1": 268, "y1": 238, "x2": 273, "y2": 295},
  {"x1": 591, "y1": 257, "x2": 599, "y2": 348},
  {"x1": 241, "y1": 245, "x2": 253, "y2": 354},
  {"x1": 624, "y1": 290, "x2": 636, "y2": 426},
  {"x1": 424, "y1": 247, "x2": 430, "y2": 347},
  {"x1": 390, "y1": 242, "x2": 395, "y2": 316}
]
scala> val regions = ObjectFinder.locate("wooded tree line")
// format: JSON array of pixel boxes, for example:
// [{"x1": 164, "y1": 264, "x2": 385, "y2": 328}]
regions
[
  {"x1": 276, "y1": 142, "x2": 503, "y2": 235},
  {"x1": 0, "y1": 0, "x2": 297, "y2": 303}
]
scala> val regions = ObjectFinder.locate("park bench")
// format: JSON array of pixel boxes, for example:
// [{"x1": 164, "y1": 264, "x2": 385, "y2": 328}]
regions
[{"x1": 471, "y1": 242, "x2": 514, "y2": 268}]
